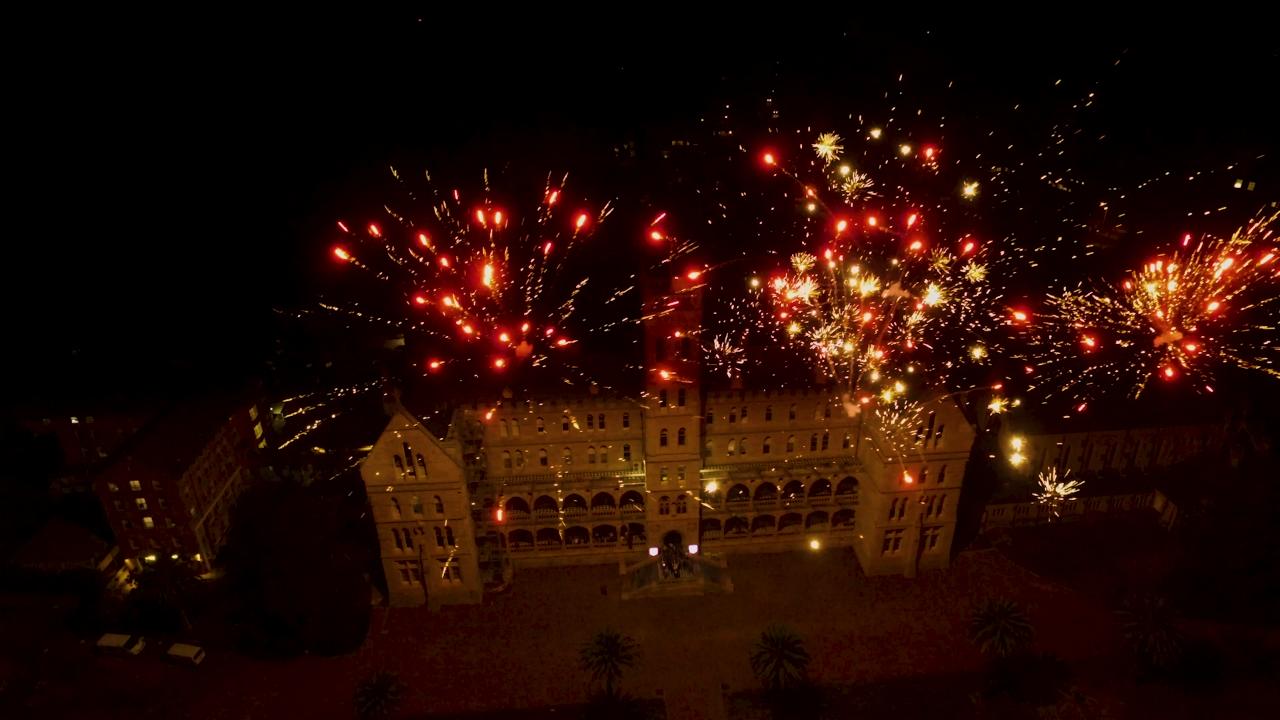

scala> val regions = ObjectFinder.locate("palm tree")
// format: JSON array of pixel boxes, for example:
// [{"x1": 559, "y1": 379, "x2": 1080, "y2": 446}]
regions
[
  {"x1": 580, "y1": 629, "x2": 639, "y2": 698},
  {"x1": 353, "y1": 671, "x2": 405, "y2": 720},
  {"x1": 1116, "y1": 593, "x2": 1183, "y2": 671},
  {"x1": 969, "y1": 598, "x2": 1034, "y2": 658},
  {"x1": 750, "y1": 625, "x2": 811, "y2": 691}
]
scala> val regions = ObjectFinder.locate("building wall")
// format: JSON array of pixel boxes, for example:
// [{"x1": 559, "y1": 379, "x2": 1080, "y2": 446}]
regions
[
  {"x1": 998, "y1": 423, "x2": 1223, "y2": 478},
  {"x1": 361, "y1": 411, "x2": 481, "y2": 608}
]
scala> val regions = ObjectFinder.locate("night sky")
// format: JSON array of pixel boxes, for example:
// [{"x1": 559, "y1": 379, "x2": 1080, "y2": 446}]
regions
[{"x1": 8, "y1": 13, "x2": 1275, "y2": 403}]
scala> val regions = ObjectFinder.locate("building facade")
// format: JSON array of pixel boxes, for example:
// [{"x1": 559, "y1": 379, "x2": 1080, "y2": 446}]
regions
[
  {"x1": 93, "y1": 395, "x2": 268, "y2": 573},
  {"x1": 362, "y1": 276, "x2": 975, "y2": 607}
]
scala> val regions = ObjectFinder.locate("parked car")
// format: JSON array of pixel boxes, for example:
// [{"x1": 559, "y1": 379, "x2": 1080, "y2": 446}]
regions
[
  {"x1": 166, "y1": 643, "x2": 206, "y2": 666},
  {"x1": 96, "y1": 633, "x2": 145, "y2": 655}
]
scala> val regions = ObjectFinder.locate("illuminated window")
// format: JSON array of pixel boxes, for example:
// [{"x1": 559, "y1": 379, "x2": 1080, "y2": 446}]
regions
[
  {"x1": 135, "y1": 498, "x2": 148, "y2": 511},
  {"x1": 660, "y1": 467, "x2": 669, "y2": 483},
  {"x1": 249, "y1": 405, "x2": 258, "y2": 422},
  {"x1": 165, "y1": 518, "x2": 176, "y2": 528},
  {"x1": 727, "y1": 439, "x2": 736, "y2": 456},
  {"x1": 129, "y1": 480, "x2": 141, "y2": 492},
  {"x1": 70, "y1": 416, "x2": 79, "y2": 424},
  {"x1": 254, "y1": 423, "x2": 263, "y2": 439},
  {"x1": 142, "y1": 516, "x2": 154, "y2": 529},
  {"x1": 107, "y1": 482, "x2": 119, "y2": 492}
]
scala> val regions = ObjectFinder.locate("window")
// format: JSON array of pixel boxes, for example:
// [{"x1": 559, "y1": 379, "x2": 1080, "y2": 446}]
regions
[
  {"x1": 809, "y1": 434, "x2": 818, "y2": 451},
  {"x1": 441, "y1": 558, "x2": 462, "y2": 582},
  {"x1": 660, "y1": 429, "x2": 669, "y2": 447},
  {"x1": 922, "y1": 526, "x2": 943, "y2": 552},
  {"x1": 814, "y1": 405, "x2": 823, "y2": 421},
  {"x1": 588, "y1": 446, "x2": 597, "y2": 464},
  {"x1": 765, "y1": 405, "x2": 773, "y2": 421},
  {"x1": 920, "y1": 466, "x2": 929, "y2": 484},
  {"x1": 677, "y1": 466, "x2": 685, "y2": 482},
  {"x1": 659, "y1": 390, "x2": 668, "y2": 408},
  {"x1": 705, "y1": 439, "x2": 714, "y2": 456},
  {"x1": 562, "y1": 414, "x2": 571, "y2": 432},
  {"x1": 934, "y1": 425, "x2": 945, "y2": 448},
  {"x1": 107, "y1": 482, "x2": 119, "y2": 492},
  {"x1": 676, "y1": 495, "x2": 688, "y2": 513},
  {"x1": 741, "y1": 406, "x2": 748, "y2": 421},
  {"x1": 586, "y1": 414, "x2": 594, "y2": 430},
  {"x1": 516, "y1": 450, "x2": 525, "y2": 468},
  {"x1": 537, "y1": 417, "x2": 545, "y2": 433},
  {"x1": 729, "y1": 411, "x2": 737, "y2": 424},
  {"x1": 786, "y1": 435, "x2": 796, "y2": 453},
  {"x1": 677, "y1": 428, "x2": 687, "y2": 446},
  {"x1": 249, "y1": 405, "x2": 258, "y2": 422},
  {"x1": 821, "y1": 431, "x2": 830, "y2": 450},
  {"x1": 446, "y1": 526, "x2": 456, "y2": 546},
  {"x1": 623, "y1": 444, "x2": 632, "y2": 462},
  {"x1": 562, "y1": 447, "x2": 573, "y2": 465},
  {"x1": 143, "y1": 516, "x2": 154, "y2": 529},
  {"x1": 500, "y1": 420, "x2": 509, "y2": 437},
  {"x1": 660, "y1": 467, "x2": 669, "y2": 483},
  {"x1": 122, "y1": 519, "x2": 133, "y2": 530},
  {"x1": 434, "y1": 496, "x2": 445, "y2": 514},
  {"x1": 539, "y1": 449, "x2": 549, "y2": 466},
  {"x1": 937, "y1": 465, "x2": 947, "y2": 484},
  {"x1": 254, "y1": 422, "x2": 264, "y2": 439},
  {"x1": 434, "y1": 527, "x2": 445, "y2": 548},
  {"x1": 727, "y1": 439, "x2": 736, "y2": 456},
  {"x1": 129, "y1": 480, "x2": 142, "y2": 492},
  {"x1": 888, "y1": 496, "x2": 907, "y2": 520},
  {"x1": 151, "y1": 480, "x2": 162, "y2": 490},
  {"x1": 705, "y1": 410, "x2": 714, "y2": 425},
  {"x1": 399, "y1": 565, "x2": 412, "y2": 584},
  {"x1": 113, "y1": 500, "x2": 123, "y2": 511},
  {"x1": 503, "y1": 451, "x2": 512, "y2": 469},
  {"x1": 926, "y1": 412, "x2": 936, "y2": 440},
  {"x1": 165, "y1": 518, "x2": 176, "y2": 528},
  {"x1": 659, "y1": 496, "x2": 670, "y2": 515},
  {"x1": 678, "y1": 388, "x2": 687, "y2": 407},
  {"x1": 763, "y1": 436, "x2": 772, "y2": 454},
  {"x1": 622, "y1": 412, "x2": 630, "y2": 428},
  {"x1": 843, "y1": 433, "x2": 852, "y2": 449},
  {"x1": 404, "y1": 529, "x2": 414, "y2": 549},
  {"x1": 391, "y1": 497, "x2": 401, "y2": 518},
  {"x1": 403, "y1": 443, "x2": 416, "y2": 475},
  {"x1": 739, "y1": 437, "x2": 747, "y2": 455},
  {"x1": 394, "y1": 455, "x2": 406, "y2": 476},
  {"x1": 824, "y1": 404, "x2": 832, "y2": 419},
  {"x1": 881, "y1": 528, "x2": 905, "y2": 555},
  {"x1": 412, "y1": 496, "x2": 424, "y2": 516},
  {"x1": 788, "y1": 404, "x2": 797, "y2": 421},
  {"x1": 135, "y1": 498, "x2": 148, "y2": 511},
  {"x1": 598, "y1": 413, "x2": 605, "y2": 430},
  {"x1": 158, "y1": 498, "x2": 167, "y2": 510},
  {"x1": 393, "y1": 529, "x2": 404, "y2": 550}
]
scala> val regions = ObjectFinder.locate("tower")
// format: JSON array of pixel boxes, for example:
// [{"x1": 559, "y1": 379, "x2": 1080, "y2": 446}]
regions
[{"x1": 639, "y1": 272, "x2": 704, "y2": 553}]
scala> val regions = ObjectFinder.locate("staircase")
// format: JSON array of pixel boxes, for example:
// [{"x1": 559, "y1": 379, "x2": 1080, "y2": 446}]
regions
[{"x1": 619, "y1": 553, "x2": 733, "y2": 600}]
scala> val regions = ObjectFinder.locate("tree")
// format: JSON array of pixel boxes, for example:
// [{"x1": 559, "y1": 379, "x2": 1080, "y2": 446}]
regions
[
  {"x1": 750, "y1": 625, "x2": 811, "y2": 691},
  {"x1": 130, "y1": 555, "x2": 202, "y2": 632},
  {"x1": 579, "y1": 628, "x2": 638, "y2": 699},
  {"x1": 353, "y1": 671, "x2": 405, "y2": 720},
  {"x1": 1115, "y1": 593, "x2": 1183, "y2": 672},
  {"x1": 969, "y1": 598, "x2": 1034, "y2": 658}
]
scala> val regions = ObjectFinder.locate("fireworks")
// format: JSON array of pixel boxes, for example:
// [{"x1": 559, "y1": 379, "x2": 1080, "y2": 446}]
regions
[
  {"x1": 322, "y1": 169, "x2": 664, "y2": 387},
  {"x1": 1034, "y1": 467, "x2": 1084, "y2": 517},
  {"x1": 1025, "y1": 212, "x2": 1280, "y2": 403}
]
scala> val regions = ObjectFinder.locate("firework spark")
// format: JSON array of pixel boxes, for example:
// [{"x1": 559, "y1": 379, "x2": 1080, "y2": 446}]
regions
[{"x1": 1034, "y1": 467, "x2": 1084, "y2": 518}]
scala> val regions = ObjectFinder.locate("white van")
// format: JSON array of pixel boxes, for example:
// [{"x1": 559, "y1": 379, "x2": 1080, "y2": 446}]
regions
[
  {"x1": 166, "y1": 643, "x2": 206, "y2": 666},
  {"x1": 96, "y1": 633, "x2": 145, "y2": 655}
]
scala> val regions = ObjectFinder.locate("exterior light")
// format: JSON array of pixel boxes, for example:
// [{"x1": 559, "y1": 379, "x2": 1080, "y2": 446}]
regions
[
  {"x1": 687, "y1": 544, "x2": 699, "y2": 555},
  {"x1": 808, "y1": 539, "x2": 821, "y2": 550},
  {"x1": 648, "y1": 547, "x2": 659, "y2": 557}
]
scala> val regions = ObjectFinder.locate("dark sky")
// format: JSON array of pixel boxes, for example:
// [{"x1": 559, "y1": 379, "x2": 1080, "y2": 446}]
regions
[{"x1": 8, "y1": 12, "x2": 1276, "y2": 401}]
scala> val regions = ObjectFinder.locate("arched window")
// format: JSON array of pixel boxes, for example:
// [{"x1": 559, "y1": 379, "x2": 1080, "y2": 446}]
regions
[
  {"x1": 678, "y1": 388, "x2": 687, "y2": 407},
  {"x1": 765, "y1": 405, "x2": 773, "y2": 421},
  {"x1": 537, "y1": 417, "x2": 545, "y2": 433},
  {"x1": 403, "y1": 443, "x2": 416, "y2": 475},
  {"x1": 814, "y1": 405, "x2": 823, "y2": 421},
  {"x1": 659, "y1": 496, "x2": 670, "y2": 515},
  {"x1": 677, "y1": 427, "x2": 687, "y2": 446},
  {"x1": 821, "y1": 431, "x2": 830, "y2": 450},
  {"x1": 934, "y1": 425, "x2": 946, "y2": 448},
  {"x1": 789, "y1": 404, "x2": 797, "y2": 421},
  {"x1": 416, "y1": 454, "x2": 427, "y2": 475},
  {"x1": 729, "y1": 410, "x2": 737, "y2": 424},
  {"x1": 393, "y1": 455, "x2": 405, "y2": 477},
  {"x1": 411, "y1": 496, "x2": 423, "y2": 516},
  {"x1": 809, "y1": 434, "x2": 819, "y2": 451},
  {"x1": 706, "y1": 409, "x2": 714, "y2": 425},
  {"x1": 727, "y1": 439, "x2": 737, "y2": 456},
  {"x1": 919, "y1": 466, "x2": 929, "y2": 484},
  {"x1": 623, "y1": 443, "x2": 632, "y2": 462},
  {"x1": 739, "y1": 437, "x2": 748, "y2": 455},
  {"x1": 659, "y1": 390, "x2": 668, "y2": 407},
  {"x1": 392, "y1": 528, "x2": 404, "y2": 550},
  {"x1": 622, "y1": 412, "x2": 630, "y2": 428},
  {"x1": 660, "y1": 428, "x2": 669, "y2": 447},
  {"x1": 598, "y1": 413, "x2": 606, "y2": 430},
  {"x1": 587, "y1": 414, "x2": 594, "y2": 430},
  {"x1": 763, "y1": 436, "x2": 772, "y2": 454},
  {"x1": 446, "y1": 526, "x2": 455, "y2": 546},
  {"x1": 741, "y1": 405, "x2": 748, "y2": 421},
  {"x1": 390, "y1": 497, "x2": 401, "y2": 518},
  {"x1": 705, "y1": 439, "x2": 714, "y2": 455},
  {"x1": 500, "y1": 420, "x2": 509, "y2": 437},
  {"x1": 434, "y1": 527, "x2": 444, "y2": 547},
  {"x1": 433, "y1": 496, "x2": 444, "y2": 514},
  {"x1": 937, "y1": 465, "x2": 947, "y2": 484},
  {"x1": 562, "y1": 447, "x2": 573, "y2": 465},
  {"x1": 503, "y1": 451, "x2": 512, "y2": 469},
  {"x1": 660, "y1": 467, "x2": 669, "y2": 483},
  {"x1": 515, "y1": 450, "x2": 525, "y2": 468},
  {"x1": 562, "y1": 414, "x2": 571, "y2": 432},
  {"x1": 824, "y1": 404, "x2": 832, "y2": 419},
  {"x1": 588, "y1": 446, "x2": 597, "y2": 464},
  {"x1": 787, "y1": 435, "x2": 796, "y2": 452},
  {"x1": 842, "y1": 433, "x2": 852, "y2": 449},
  {"x1": 539, "y1": 449, "x2": 549, "y2": 466},
  {"x1": 676, "y1": 494, "x2": 688, "y2": 513},
  {"x1": 511, "y1": 419, "x2": 520, "y2": 436}
]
